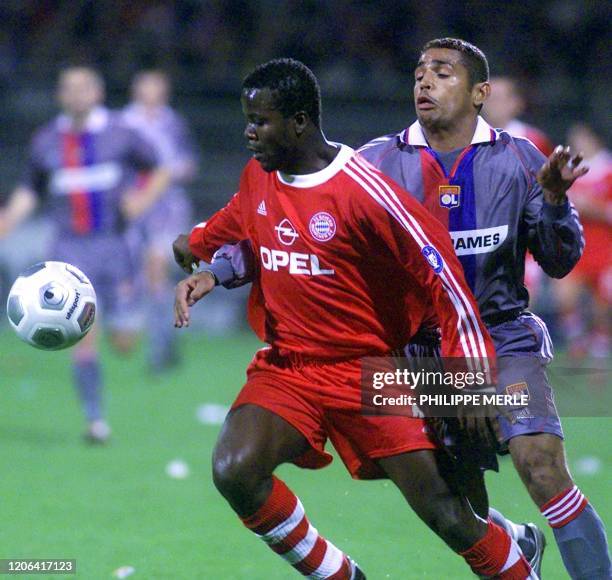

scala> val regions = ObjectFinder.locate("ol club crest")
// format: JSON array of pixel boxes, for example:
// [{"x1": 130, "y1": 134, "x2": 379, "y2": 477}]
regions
[{"x1": 439, "y1": 185, "x2": 461, "y2": 209}]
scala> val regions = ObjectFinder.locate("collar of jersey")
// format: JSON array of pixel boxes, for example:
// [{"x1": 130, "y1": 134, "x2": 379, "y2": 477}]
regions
[
  {"x1": 277, "y1": 143, "x2": 355, "y2": 188},
  {"x1": 57, "y1": 106, "x2": 110, "y2": 133},
  {"x1": 401, "y1": 115, "x2": 498, "y2": 147}
]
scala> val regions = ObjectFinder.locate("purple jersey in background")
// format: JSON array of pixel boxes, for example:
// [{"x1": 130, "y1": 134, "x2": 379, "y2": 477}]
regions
[
  {"x1": 23, "y1": 106, "x2": 158, "y2": 238},
  {"x1": 122, "y1": 103, "x2": 197, "y2": 256},
  {"x1": 21, "y1": 106, "x2": 159, "y2": 326}
]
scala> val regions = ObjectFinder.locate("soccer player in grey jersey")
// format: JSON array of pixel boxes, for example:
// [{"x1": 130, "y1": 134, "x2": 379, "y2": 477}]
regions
[
  {"x1": 0, "y1": 67, "x2": 169, "y2": 442},
  {"x1": 123, "y1": 70, "x2": 198, "y2": 374},
  {"x1": 357, "y1": 38, "x2": 609, "y2": 580}
]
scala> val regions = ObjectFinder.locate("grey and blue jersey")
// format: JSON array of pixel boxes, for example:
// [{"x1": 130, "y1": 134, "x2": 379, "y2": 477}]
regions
[
  {"x1": 358, "y1": 116, "x2": 584, "y2": 325},
  {"x1": 360, "y1": 117, "x2": 584, "y2": 442}
]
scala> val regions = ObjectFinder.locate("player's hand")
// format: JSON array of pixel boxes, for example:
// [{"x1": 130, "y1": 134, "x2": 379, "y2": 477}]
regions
[
  {"x1": 537, "y1": 145, "x2": 589, "y2": 204},
  {"x1": 173, "y1": 234, "x2": 199, "y2": 273},
  {"x1": 456, "y1": 399, "x2": 500, "y2": 451},
  {"x1": 174, "y1": 271, "x2": 216, "y2": 328}
]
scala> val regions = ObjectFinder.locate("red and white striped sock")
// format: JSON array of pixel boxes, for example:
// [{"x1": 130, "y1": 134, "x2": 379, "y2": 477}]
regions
[
  {"x1": 540, "y1": 484, "x2": 588, "y2": 528},
  {"x1": 241, "y1": 476, "x2": 353, "y2": 579},
  {"x1": 460, "y1": 519, "x2": 534, "y2": 579}
]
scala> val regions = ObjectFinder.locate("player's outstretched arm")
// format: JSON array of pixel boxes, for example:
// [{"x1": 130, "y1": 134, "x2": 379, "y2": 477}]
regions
[
  {"x1": 121, "y1": 167, "x2": 171, "y2": 220},
  {"x1": 0, "y1": 186, "x2": 38, "y2": 239},
  {"x1": 174, "y1": 271, "x2": 216, "y2": 328},
  {"x1": 537, "y1": 144, "x2": 589, "y2": 204}
]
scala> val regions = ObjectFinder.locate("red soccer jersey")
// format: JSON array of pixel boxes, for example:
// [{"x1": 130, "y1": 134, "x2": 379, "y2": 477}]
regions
[
  {"x1": 568, "y1": 150, "x2": 612, "y2": 276},
  {"x1": 190, "y1": 145, "x2": 494, "y2": 366}
]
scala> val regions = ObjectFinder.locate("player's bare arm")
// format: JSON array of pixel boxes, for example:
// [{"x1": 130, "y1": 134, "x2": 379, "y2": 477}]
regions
[
  {"x1": 172, "y1": 233, "x2": 200, "y2": 273},
  {"x1": 120, "y1": 167, "x2": 171, "y2": 220},
  {"x1": 174, "y1": 271, "x2": 216, "y2": 328},
  {"x1": 537, "y1": 144, "x2": 589, "y2": 204},
  {"x1": 0, "y1": 186, "x2": 38, "y2": 238}
]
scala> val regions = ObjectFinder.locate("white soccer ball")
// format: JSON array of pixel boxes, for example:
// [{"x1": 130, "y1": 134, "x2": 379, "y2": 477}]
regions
[{"x1": 6, "y1": 261, "x2": 97, "y2": 351}]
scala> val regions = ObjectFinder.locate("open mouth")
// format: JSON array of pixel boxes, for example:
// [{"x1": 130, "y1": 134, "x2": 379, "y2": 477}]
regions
[{"x1": 416, "y1": 95, "x2": 436, "y2": 110}]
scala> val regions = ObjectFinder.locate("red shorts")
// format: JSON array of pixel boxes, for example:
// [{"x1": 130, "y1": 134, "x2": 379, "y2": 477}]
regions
[{"x1": 232, "y1": 348, "x2": 436, "y2": 480}]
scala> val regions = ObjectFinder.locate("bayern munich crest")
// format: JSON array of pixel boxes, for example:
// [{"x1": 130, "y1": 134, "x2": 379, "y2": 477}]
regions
[{"x1": 309, "y1": 212, "x2": 337, "y2": 242}]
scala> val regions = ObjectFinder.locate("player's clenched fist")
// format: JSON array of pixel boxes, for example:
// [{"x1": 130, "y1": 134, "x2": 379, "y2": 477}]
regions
[
  {"x1": 174, "y1": 271, "x2": 216, "y2": 328},
  {"x1": 172, "y1": 233, "x2": 199, "y2": 273}
]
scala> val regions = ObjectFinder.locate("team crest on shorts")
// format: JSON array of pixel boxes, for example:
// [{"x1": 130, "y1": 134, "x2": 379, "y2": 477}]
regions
[
  {"x1": 505, "y1": 381, "x2": 530, "y2": 404},
  {"x1": 439, "y1": 185, "x2": 461, "y2": 209},
  {"x1": 309, "y1": 212, "x2": 337, "y2": 242},
  {"x1": 422, "y1": 245, "x2": 444, "y2": 273}
]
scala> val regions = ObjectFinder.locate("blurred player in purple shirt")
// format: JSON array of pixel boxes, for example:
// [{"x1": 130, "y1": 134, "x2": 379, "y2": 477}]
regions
[
  {"x1": 0, "y1": 66, "x2": 170, "y2": 443},
  {"x1": 122, "y1": 70, "x2": 198, "y2": 374}
]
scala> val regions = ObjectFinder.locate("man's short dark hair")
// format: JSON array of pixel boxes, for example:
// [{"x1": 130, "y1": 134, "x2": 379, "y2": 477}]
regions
[
  {"x1": 242, "y1": 58, "x2": 322, "y2": 128},
  {"x1": 422, "y1": 38, "x2": 489, "y2": 86}
]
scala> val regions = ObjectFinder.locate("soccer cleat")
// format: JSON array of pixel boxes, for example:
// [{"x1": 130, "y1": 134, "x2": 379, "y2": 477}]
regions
[
  {"x1": 84, "y1": 419, "x2": 111, "y2": 444},
  {"x1": 520, "y1": 522, "x2": 546, "y2": 578},
  {"x1": 348, "y1": 557, "x2": 366, "y2": 579}
]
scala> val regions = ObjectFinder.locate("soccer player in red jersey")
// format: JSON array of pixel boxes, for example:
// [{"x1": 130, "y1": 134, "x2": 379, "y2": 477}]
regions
[
  {"x1": 173, "y1": 59, "x2": 535, "y2": 579},
  {"x1": 556, "y1": 122, "x2": 612, "y2": 358}
]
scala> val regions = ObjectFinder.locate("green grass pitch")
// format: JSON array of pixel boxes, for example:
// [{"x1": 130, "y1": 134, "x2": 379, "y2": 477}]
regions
[{"x1": 0, "y1": 328, "x2": 609, "y2": 579}]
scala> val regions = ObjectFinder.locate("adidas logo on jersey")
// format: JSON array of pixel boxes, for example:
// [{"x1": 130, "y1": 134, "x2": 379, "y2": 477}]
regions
[{"x1": 257, "y1": 201, "x2": 267, "y2": 216}]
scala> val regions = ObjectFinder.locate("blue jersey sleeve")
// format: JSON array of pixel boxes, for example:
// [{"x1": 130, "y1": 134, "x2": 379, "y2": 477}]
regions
[{"x1": 518, "y1": 139, "x2": 584, "y2": 278}]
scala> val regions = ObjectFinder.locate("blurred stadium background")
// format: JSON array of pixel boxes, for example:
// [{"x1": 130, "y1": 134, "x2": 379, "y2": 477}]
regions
[{"x1": 0, "y1": 1, "x2": 609, "y2": 578}]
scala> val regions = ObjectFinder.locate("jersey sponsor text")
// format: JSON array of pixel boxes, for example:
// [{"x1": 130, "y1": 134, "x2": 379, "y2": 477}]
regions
[
  {"x1": 450, "y1": 225, "x2": 508, "y2": 256},
  {"x1": 260, "y1": 245, "x2": 334, "y2": 276}
]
